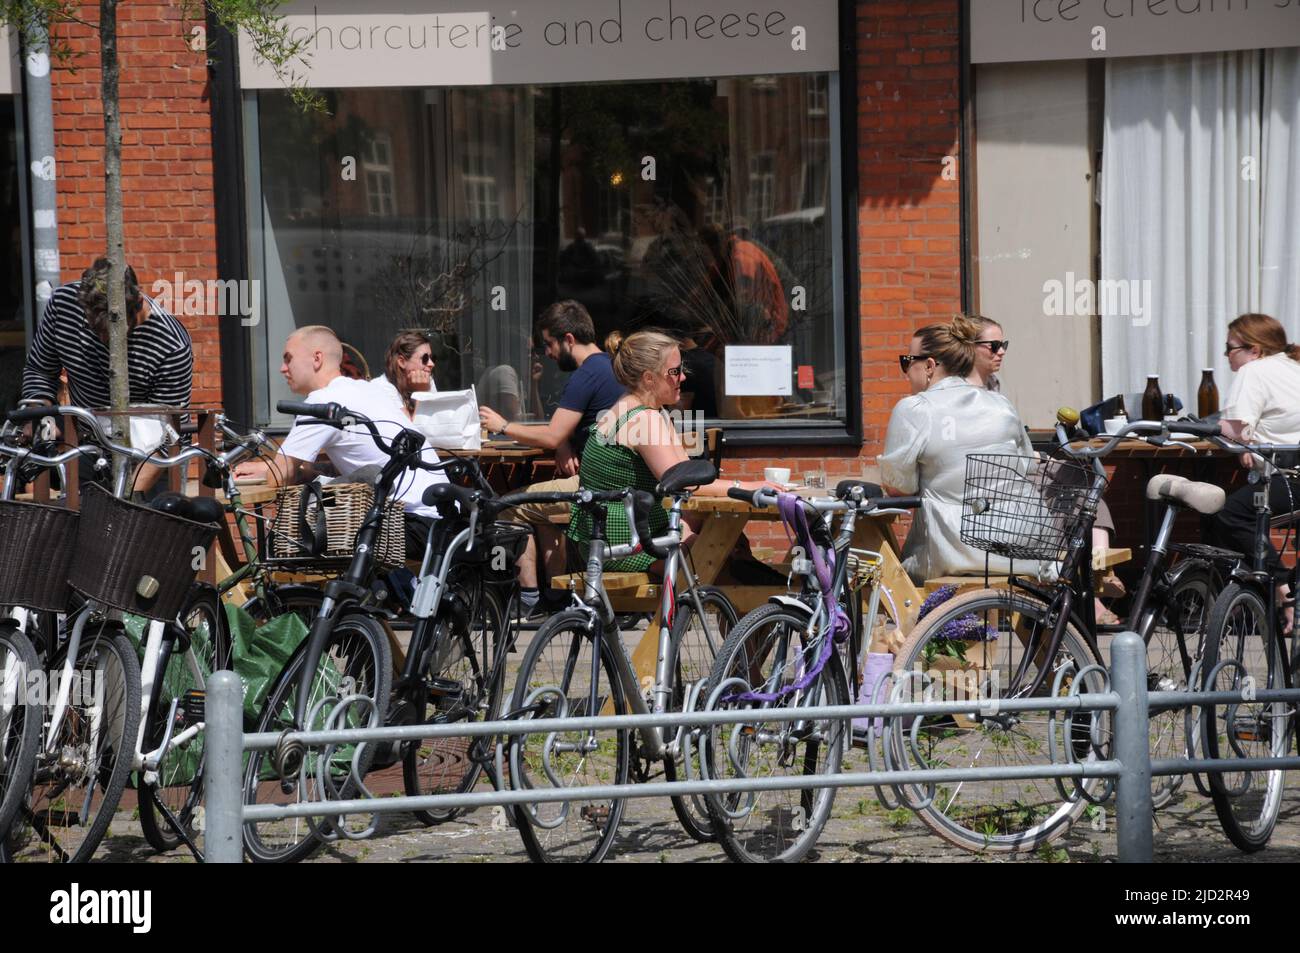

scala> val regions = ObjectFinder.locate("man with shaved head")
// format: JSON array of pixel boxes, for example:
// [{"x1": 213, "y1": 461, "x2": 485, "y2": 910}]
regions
[{"x1": 234, "y1": 325, "x2": 448, "y2": 558}]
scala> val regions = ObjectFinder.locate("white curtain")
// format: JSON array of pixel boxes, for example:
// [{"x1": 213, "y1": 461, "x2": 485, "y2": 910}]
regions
[
  {"x1": 1101, "y1": 53, "x2": 1262, "y2": 407},
  {"x1": 1261, "y1": 48, "x2": 1300, "y2": 341}
]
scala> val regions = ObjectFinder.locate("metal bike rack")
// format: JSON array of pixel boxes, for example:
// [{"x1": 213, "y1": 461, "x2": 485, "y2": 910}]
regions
[{"x1": 204, "y1": 633, "x2": 1300, "y2": 864}]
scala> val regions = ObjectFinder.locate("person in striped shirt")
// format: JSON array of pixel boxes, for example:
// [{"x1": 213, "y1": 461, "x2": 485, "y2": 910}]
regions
[{"x1": 20, "y1": 258, "x2": 194, "y2": 492}]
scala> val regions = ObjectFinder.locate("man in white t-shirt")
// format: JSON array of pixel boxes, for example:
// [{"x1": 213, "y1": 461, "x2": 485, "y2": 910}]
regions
[{"x1": 233, "y1": 325, "x2": 448, "y2": 558}]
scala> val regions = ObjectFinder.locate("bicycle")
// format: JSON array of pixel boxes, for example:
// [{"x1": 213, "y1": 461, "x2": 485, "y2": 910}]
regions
[
  {"x1": 498, "y1": 456, "x2": 737, "y2": 862},
  {"x1": 243, "y1": 399, "x2": 524, "y2": 861},
  {"x1": 1, "y1": 404, "x2": 258, "y2": 862},
  {"x1": 1195, "y1": 435, "x2": 1300, "y2": 852},
  {"x1": 885, "y1": 414, "x2": 1227, "y2": 853},
  {"x1": 688, "y1": 481, "x2": 920, "y2": 862}
]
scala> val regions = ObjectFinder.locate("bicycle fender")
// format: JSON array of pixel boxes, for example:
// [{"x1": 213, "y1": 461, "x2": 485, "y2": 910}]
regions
[{"x1": 768, "y1": 594, "x2": 814, "y2": 619}]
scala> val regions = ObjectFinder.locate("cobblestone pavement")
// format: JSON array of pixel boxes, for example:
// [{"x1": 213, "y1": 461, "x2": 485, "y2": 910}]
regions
[{"x1": 87, "y1": 760, "x2": 1299, "y2": 864}]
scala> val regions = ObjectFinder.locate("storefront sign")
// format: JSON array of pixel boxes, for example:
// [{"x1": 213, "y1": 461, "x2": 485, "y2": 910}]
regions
[
  {"x1": 239, "y1": 0, "x2": 838, "y2": 88},
  {"x1": 973, "y1": 0, "x2": 1300, "y2": 63}
]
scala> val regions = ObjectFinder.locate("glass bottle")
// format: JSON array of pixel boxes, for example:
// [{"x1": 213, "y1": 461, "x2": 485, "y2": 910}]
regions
[
  {"x1": 1141, "y1": 375, "x2": 1163, "y2": 421},
  {"x1": 1197, "y1": 368, "x2": 1219, "y2": 417}
]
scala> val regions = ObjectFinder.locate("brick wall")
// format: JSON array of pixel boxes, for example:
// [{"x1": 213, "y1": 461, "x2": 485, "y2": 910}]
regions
[{"x1": 49, "y1": 3, "x2": 221, "y2": 405}]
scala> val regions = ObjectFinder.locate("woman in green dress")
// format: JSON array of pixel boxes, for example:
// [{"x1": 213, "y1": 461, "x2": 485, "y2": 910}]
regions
[{"x1": 567, "y1": 330, "x2": 776, "y2": 573}]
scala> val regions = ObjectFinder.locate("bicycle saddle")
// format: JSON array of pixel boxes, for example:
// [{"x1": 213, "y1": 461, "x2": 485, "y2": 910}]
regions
[
  {"x1": 149, "y1": 491, "x2": 224, "y2": 524},
  {"x1": 657, "y1": 458, "x2": 717, "y2": 496},
  {"x1": 1145, "y1": 474, "x2": 1225, "y2": 515},
  {"x1": 835, "y1": 479, "x2": 883, "y2": 500},
  {"x1": 422, "y1": 481, "x2": 476, "y2": 513}
]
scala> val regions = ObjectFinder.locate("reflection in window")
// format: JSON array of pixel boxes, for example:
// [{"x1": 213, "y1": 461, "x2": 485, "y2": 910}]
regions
[{"x1": 252, "y1": 75, "x2": 844, "y2": 429}]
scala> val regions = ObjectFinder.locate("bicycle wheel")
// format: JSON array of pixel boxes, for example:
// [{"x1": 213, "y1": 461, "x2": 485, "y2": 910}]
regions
[
  {"x1": 10, "y1": 620, "x2": 141, "y2": 863},
  {"x1": 242, "y1": 610, "x2": 392, "y2": 864},
  {"x1": 888, "y1": 588, "x2": 1103, "y2": 853},
  {"x1": 1141, "y1": 563, "x2": 1214, "y2": 809},
  {"x1": 663, "y1": 586, "x2": 736, "y2": 842},
  {"x1": 700, "y1": 602, "x2": 849, "y2": 864},
  {"x1": 404, "y1": 582, "x2": 512, "y2": 825},
  {"x1": 507, "y1": 608, "x2": 628, "y2": 863},
  {"x1": 138, "y1": 586, "x2": 231, "y2": 854},
  {"x1": 1200, "y1": 582, "x2": 1290, "y2": 852},
  {"x1": 0, "y1": 623, "x2": 41, "y2": 839}
]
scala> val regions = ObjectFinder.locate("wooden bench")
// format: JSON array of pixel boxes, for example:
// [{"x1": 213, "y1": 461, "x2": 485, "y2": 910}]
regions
[{"x1": 921, "y1": 547, "x2": 1133, "y2": 597}]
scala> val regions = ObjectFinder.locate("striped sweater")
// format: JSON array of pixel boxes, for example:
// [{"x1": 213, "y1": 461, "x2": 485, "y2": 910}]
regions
[{"x1": 21, "y1": 282, "x2": 193, "y2": 409}]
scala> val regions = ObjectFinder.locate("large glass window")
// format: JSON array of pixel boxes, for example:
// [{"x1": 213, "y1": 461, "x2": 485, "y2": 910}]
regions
[{"x1": 248, "y1": 73, "x2": 846, "y2": 433}]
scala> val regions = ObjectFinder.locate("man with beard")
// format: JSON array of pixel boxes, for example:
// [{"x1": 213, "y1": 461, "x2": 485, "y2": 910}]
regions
[{"x1": 478, "y1": 300, "x2": 622, "y2": 613}]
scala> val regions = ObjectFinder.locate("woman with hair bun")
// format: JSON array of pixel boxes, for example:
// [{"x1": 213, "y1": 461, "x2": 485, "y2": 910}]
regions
[
  {"x1": 566, "y1": 330, "x2": 776, "y2": 572},
  {"x1": 880, "y1": 315, "x2": 1040, "y2": 583},
  {"x1": 1216, "y1": 312, "x2": 1300, "y2": 633}
]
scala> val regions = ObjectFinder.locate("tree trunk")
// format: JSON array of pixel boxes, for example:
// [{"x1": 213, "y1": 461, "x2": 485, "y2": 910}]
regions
[{"x1": 100, "y1": 0, "x2": 131, "y2": 482}]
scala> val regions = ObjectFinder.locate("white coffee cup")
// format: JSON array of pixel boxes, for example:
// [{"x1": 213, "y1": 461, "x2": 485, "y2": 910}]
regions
[
  {"x1": 764, "y1": 467, "x2": 791, "y2": 484},
  {"x1": 1103, "y1": 417, "x2": 1126, "y2": 435}
]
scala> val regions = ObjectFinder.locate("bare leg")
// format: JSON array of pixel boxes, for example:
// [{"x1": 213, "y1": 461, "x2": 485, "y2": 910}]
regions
[{"x1": 517, "y1": 535, "x2": 539, "y2": 590}]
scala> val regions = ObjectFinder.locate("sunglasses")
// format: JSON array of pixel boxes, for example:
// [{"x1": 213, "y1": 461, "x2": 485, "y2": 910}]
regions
[
  {"x1": 1224, "y1": 344, "x2": 1251, "y2": 357},
  {"x1": 977, "y1": 339, "x2": 1010, "y2": 354},
  {"x1": 899, "y1": 354, "x2": 931, "y2": 372},
  {"x1": 665, "y1": 364, "x2": 684, "y2": 380},
  {"x1": 417, "y1": 354, "x2": 434, "y2": 365}
]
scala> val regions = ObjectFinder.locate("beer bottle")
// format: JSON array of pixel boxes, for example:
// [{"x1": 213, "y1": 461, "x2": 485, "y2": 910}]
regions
[
  {"x1": 1141, "y1": 375, "x2": 1163, "y2": 421},
  {"x1": 1197, "y1": 368, "x2": 1219, "y2": 417}
]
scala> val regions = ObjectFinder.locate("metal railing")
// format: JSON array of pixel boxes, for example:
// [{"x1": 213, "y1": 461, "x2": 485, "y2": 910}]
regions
[{"x1": 203, "y1": 633, "x2": 1300, "y2": 863}]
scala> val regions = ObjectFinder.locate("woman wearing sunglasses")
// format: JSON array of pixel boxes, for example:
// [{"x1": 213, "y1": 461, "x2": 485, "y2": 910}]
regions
[
  {"x1": 373, "y1": 329, "x2": 437, "y2": 422},
  {"x1": 566, "y1": 330, "x2": 777, "y2": 572},
  {"x1": 881, "y1": 316, "x2": 1042, "y2": 583},
  {"x1": 967, "y1": 316, "x2": 1008, "y2": 392}
]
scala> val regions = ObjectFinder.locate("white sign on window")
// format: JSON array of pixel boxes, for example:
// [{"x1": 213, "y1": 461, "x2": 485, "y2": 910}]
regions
[
  {"x1": 238, "y1": 0, "x2": 839, "y2": 89},
  {"x1": 973, "y1": 0, "x2": 1300, "y2": 64},
  {"x1": 725, "y1": 345, "x2": 792, "y2": 397},
  {"x1": 0, "y1": 28, "x2": 17, "y2": 96}
]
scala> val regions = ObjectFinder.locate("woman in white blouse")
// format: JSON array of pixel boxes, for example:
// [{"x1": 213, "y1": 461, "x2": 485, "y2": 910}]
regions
[
  {"x1": 1216, "y1": 313, "x2": 1300, "y2": 633},
  {"x1": 372, "y1": 330, "x2": 436, "y2": 422},
  {"x1": 880, "y1": 316, "x2": 1038, "y2": 583}
]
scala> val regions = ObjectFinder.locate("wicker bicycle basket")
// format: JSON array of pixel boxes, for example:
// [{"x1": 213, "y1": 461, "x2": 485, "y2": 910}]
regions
[
  {"x1": 0, "y1": 499, "x2": 80, "y2": 612},
  {"x1": 268, "y1": 482, "x2": 407, "y2": 569},
  {"x1": 960, "y1": 454, "x2": 1103, "y2": 562},
  {"x1": 69, "y1": 483, "x2": 220, "y2": 622}
]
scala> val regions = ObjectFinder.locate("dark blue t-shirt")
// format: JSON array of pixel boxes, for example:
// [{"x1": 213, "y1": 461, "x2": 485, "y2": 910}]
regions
[{"x1": 559, "y1": 352, "x2": 624, "y2": 456}]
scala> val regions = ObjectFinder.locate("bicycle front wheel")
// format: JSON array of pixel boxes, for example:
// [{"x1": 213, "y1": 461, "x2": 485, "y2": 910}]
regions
[
  {"x1": 11, "y1": 621, "x2": 141, "y2": 863},
  {"x1": 664, "y1": 586, "x2": 736, "y2": 843},
  {"x1": 888, "y1": 588, "x2": 1102, "y2": 853},
  {"x1": 404, "y1": 583, "x2": 512, "y2": 825},
  {"x1": 701, "y1": 602, "x2": 849, "y2": 864},
  {"x1": 0, "y1": 623, "x2": 41, "y2": 838},
  {"x1": 139, "y1": 586, "x2": 231, "y2": 854},
  {"x1": 507, "y1": 609, "x2": 628, "y2": 863},
  {"x1": 242, "y1": 611, "x2": 392, "y2": 864},
  {"x1": 1200, "y1": 582, "x2": 1290, "y2": 852}
]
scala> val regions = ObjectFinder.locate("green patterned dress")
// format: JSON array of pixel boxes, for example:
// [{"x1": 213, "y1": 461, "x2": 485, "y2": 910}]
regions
[{"x1": 567, "y1": 405, "x2": 669, "y2": 572}]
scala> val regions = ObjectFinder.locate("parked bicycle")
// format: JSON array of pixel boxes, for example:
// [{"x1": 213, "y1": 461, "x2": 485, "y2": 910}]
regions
[
  {"x1": 0, "y1": 405, "x2": 260, "y2": 862},
  {"x1": 496, "y1": 457, "x2": 736, "y2": 862},
  {"x1": 1195, "y1": 434, "x2": 1299, "y2": 852},
  {"x1": 699, "y1": 481, "x2": 921, "y2": 863},
  {"x1": 886, "y1": 414, "x2": 1227, "y2": 853}
]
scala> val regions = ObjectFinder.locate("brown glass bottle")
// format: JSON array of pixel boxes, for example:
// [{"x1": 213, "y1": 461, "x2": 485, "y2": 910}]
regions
[
  {"x1": 1197, "y1": 368, "x2": 1219, "y2": 417},
  {"x1": 1141, "y1": 375, "x2": 1163, "y2": 421}
]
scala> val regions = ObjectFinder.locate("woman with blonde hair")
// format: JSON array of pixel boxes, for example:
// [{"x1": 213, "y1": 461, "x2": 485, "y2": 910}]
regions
[
  {"x1": 566, "y1": 330, "x2": 775, "y2": 572},
  {"x1": 1216, "y1": 312, "x2": 1300, "y2": 633},
  {"x1": 881, "y1": 316, "x2": 1038, "y2": 582}
]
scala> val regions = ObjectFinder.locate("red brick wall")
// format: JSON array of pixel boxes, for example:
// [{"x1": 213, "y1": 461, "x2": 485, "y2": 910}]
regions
[{"x1": 49, "y1": 3, "x2": 221, "y2": 406}]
